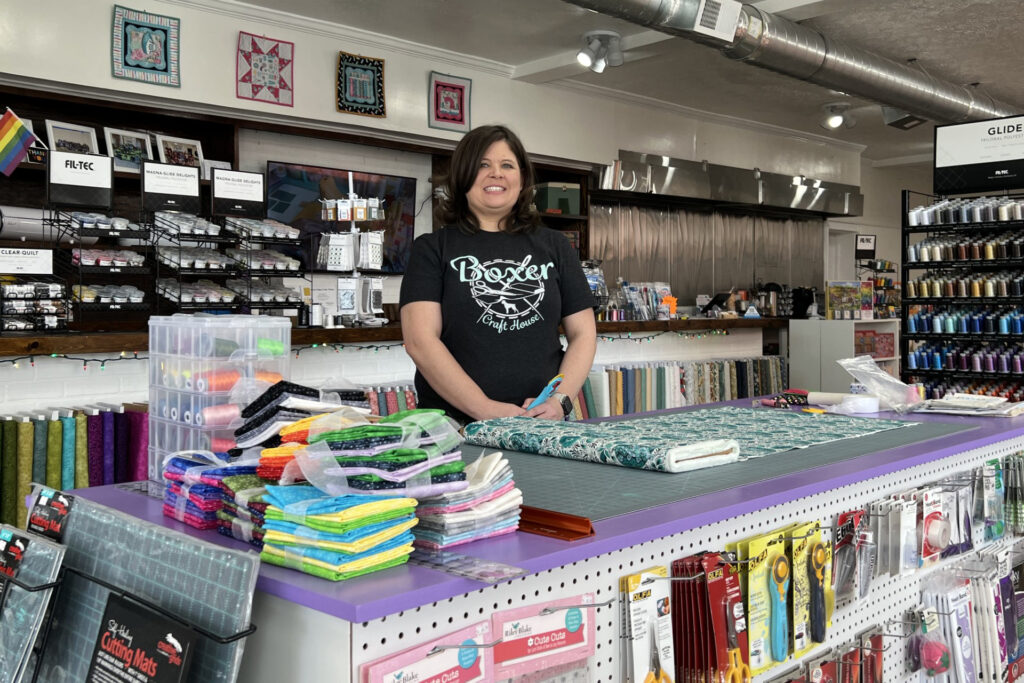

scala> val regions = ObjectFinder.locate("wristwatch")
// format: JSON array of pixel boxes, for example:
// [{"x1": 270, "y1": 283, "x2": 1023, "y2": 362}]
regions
[{"x1": 552, "y1": 391, "x2": 573, "y2": 416}]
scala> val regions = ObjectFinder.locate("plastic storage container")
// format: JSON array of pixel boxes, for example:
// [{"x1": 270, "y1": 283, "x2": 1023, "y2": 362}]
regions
[{"x1": 147, "y1": 314, "x2": 291, "y2": 489}]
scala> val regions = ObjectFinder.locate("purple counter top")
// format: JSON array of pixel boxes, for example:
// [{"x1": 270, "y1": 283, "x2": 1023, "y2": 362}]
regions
[{"x1": 76, "y1": 405, "x2": 1024, "y2": 623}]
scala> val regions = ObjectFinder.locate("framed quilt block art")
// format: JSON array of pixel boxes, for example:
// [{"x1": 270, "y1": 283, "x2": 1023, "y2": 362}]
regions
[
  {"x1": 111, "y1": 5, "x2": 180, "y2": 87},
  {"x1": 237, "y1": 31, "x2": 294, "y2": 106},
  {"x1": 336, "y1": 51, "x2": 386, "y2": 118},
  {"x1": 428, "y1": 72, "x2": 471, "y2": 133}
]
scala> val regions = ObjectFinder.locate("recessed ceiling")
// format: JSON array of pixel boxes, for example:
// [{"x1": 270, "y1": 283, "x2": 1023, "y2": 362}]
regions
[{"x1": 244, "y1": 0, "x2": 1023, "y2": 163}]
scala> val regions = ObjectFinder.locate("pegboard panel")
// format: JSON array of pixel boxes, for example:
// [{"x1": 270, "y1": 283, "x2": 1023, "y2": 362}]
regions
[{"x1": 350, "y1": 435, "x2": 1024, "y2": 681}]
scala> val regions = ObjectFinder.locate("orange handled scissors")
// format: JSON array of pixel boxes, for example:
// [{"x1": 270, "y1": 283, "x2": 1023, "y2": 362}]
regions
[
  {"x1": 725, "y1": 601, "x2": 751, "y2": 683},
  {"x1": 644, "y1": 622, "x2": 673, "y2": 683}
]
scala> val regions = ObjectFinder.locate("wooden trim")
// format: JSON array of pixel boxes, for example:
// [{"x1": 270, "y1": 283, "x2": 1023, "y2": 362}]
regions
[{"x1": 0, "y1": 319, "x2": 786, "y2": 357}]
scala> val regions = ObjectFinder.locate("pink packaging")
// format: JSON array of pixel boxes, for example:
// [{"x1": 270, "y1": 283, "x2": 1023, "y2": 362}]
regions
[
  {"x1": 490, "y1": 593, "x2": 596, "y2": 679},
  {"x1": 360, "y1": 621, "x2": 491, "y2": 683}
]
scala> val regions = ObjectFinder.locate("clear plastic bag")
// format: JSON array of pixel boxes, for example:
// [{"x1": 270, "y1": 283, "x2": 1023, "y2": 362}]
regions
[{"x1": 836, "y1": 355, "x2": 923, "y2": 414}]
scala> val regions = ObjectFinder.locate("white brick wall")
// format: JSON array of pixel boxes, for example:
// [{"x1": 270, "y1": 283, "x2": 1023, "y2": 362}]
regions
[
  {"x1": 0, "y1": 329, "x2": 765, "y2": 412},
  {"x1": 0, "y1": 353, "x2": 149, "y2": 413}
]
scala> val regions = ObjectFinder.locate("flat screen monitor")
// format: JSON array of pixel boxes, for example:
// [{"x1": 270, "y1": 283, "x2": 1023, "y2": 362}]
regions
[
  {"x1": 265, "y1": 160, "x2": 417, "y2": 273},
  {"x1": 934, "y1": 115, "x2": 1024, "y2": 195}
]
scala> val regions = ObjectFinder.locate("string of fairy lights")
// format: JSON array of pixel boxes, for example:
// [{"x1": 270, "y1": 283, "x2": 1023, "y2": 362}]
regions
[
  {"x1": 0, "y1": 351, "x2": 147, "y2": 371},
  {"x1": 0, "y1": 329, "x2": 730, "y2": 367}
]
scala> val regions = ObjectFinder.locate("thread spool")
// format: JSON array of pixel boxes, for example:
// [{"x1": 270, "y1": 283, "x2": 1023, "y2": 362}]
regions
[
  {"x1": 195, "y1": 370, "x2": 241, "y2": 393},
  {"x1": 183, "y1": 410, "x2": 193, "y2": 425},
  {"x1": 199, "y1": 404, "x2": 241, "y2": 427},
  {"x1": 211, "y1": 437, "x2": 237, "y2": 452},
  {"x1": 257, "y1": 338, "x2": 285, "y2": 356},
  {"x1": 255, "y1": 370, "x2": 284, "y2": 385},
  {"x1": 170, "y1": 406, "x2": 179, "y2": 421}
]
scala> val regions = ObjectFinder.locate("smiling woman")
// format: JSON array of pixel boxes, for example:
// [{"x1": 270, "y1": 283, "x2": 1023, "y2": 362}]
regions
[{"x1": 399, "y1": 125, "x2": 597, "y2": 425}]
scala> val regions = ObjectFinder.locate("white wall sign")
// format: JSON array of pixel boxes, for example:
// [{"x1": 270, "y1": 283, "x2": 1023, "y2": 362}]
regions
[
  {"x1": 143, "y1": 162, "x2": 200, "y2": 196},
  {"x1": 0, "y1": 248, "x2": 53, "y2": 274},
  {"x1": 48, "y1": 152, "x2": 112, "y2": 189},
  {"x1": 211, "y1": 169, "x2": 264, "y2": 202},
  {"x1": 935, "y1": 116, "x2": 1024, "y2": 167}
]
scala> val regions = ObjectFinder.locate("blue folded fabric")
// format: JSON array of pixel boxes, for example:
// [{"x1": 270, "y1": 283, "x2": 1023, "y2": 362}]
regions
[
  {"x1": 263, "y1": 484, "x2": 409, "y2": 514},
  {"x1": 261, "y1": 514, "x2": 414, "y2": 543},
  {"x1": 263, "y1": 530, "x2": 414, "y2": 564},
  {"x1": 413, "y1": 517, "x2": 520, "y2": 545}
]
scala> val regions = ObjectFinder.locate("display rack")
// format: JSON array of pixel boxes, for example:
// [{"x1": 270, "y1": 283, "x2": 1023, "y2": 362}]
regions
[
  {"x1": 0, "y1": 275, "x2": 69, "y2": 334},
  {"x1": 901, "y1": 188, "x2": 1024, "y2": 398},
  {"x1": 0, "y1": 564, "x2": 256, "y2": 683},
  {"x1": 856, "y1": 258, "x2": 900, "y2": 320}
]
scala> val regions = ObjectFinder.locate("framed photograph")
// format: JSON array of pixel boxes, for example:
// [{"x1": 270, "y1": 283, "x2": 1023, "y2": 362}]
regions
[
  {"x1": 103, "y1": 127, "x2": 153, "y2": 173},
  {"x1": 202, "y1": 159, "x2": 232, "y2": 181},
  {"x1": 45, "y1": 120, "x2": 99, "y2": 155},
  {"x1": 237, "y1": 31, "x2": 294, "y2": 107},
  {"x1": 111, "y1": 4, "x2": 180, "y2": 87},
  {"x1": 154, "y1": 134, "x2": 204, "y2": 168},
  {"x1": 336, "y1": 51, "x2": 386, "y2": 118},
  {"x1": 428, "y1": 71, "x2": 471, "y2": 133}
]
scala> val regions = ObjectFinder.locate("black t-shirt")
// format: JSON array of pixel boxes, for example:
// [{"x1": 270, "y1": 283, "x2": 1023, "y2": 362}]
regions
[{"x1": 399, "y1": 225, "x2": 594, "y2": 423}]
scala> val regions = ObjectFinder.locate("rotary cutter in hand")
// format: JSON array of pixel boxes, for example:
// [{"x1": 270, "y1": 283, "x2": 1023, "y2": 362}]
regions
[
  {"x1": 769, "y1": 555, "x2": 791, "y2": 663},
  {"x1": 808, "y1": 541, "x2": 827, "y2": 643},
  {"x1": 725, "y1": 602, "x2": 751, "y2": 683},
  {"x1": 644, "y1": 621, "x2": 672, "y2": 683}
]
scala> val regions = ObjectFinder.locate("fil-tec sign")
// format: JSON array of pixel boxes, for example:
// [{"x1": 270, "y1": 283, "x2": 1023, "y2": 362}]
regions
[
  {"x1": 934, "y1": 115, "x2": 1024, "y2": 194},
  {"x1": 48, "y1": 152, "x2": 113, "y2": 188}
]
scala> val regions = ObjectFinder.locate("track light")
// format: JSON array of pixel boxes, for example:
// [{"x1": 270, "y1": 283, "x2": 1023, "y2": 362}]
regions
[
  {"x1": 819, "y1": 102, "x2": 856, "y2": 130},
  {"x1": 577, "y1": 30, "x2": 623, "y2": 73}
]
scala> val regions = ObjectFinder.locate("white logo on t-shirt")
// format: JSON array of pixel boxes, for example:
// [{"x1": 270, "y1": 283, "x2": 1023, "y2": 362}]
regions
[{"x1": 450, "y1": 254, "x2": 554, "y2": 333}]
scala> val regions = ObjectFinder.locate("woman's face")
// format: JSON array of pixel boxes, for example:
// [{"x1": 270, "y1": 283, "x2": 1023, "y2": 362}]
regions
[{"x1": 465, "y1": 140, "x2": 522, "y2": 229}]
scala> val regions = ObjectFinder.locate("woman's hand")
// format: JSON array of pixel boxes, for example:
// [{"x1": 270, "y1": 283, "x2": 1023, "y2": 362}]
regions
[
  {"x1": 522, "y1": 397, "x2": 564, "y2": 420},
  {"x1": 474, "y1": 400, "x2": 527, "y2": 421}
]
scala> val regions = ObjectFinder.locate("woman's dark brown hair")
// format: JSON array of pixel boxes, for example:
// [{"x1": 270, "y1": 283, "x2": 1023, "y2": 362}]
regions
[{"x1": 435, "y1": 124, "x2": 540, "y2": 234}]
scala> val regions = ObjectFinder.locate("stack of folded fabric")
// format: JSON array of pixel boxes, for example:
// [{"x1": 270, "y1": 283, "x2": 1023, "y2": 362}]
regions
[
  {"x1": 162, "y1": 454, "x2": 258, "y2": 530},
  {"x1": 259, "y1": 484, "x2": 418, "y2": 581},
  {"x1": 234, "y1": 380, "x2": 359, "y2": 450},
  {"x1": 300, "y1": 409, "x2": 470, "y2": 499},
  {"x1": 257, "y1": 443, "x2": 306, "y2": 481},
  {"x1": 413, "y1": 451, "x2": 522, "y2": 549},
  {"x1": 217, "y1": 472, "x2": 273, "y2": 548}
]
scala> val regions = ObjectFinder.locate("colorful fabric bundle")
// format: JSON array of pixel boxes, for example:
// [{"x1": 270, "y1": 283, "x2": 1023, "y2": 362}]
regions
[
  {"x1": 257, "y1": 443, "x2": 306, "y2": 480},
  {"x1": 259, "y1": 484, "x2": 417, "y2": 580},
  {"x1": 414, "y1": 452, "x2": 522, "y2": 550},
  {"x1": 260, "y1": 532, "x2": 415, "y2": 582},
  {"x1": 162, "y1": 453, "x2": 259, "y2": 529},
  {"x1": 216, "y1": 510, "x2": 265, "y2": 549}
]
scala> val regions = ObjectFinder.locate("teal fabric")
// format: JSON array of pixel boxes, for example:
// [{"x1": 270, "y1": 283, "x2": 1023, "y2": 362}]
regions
[{"x1": 465, "y1": 406, "x2": 914, "y2": 472}]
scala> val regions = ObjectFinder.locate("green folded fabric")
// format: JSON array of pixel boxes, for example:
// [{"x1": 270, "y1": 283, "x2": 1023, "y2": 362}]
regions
[
  {"x1": 0, "y1": 421, "x2": 13, "y2": 525},
  {"x1": 45, "y1": 419, "x2": 62, "y2": 489},
  {"x1": 17, "y1": 421, "x2": 34, "y2": 528},
  {"x1": 32, "y1": 419, "x2": 46, "y2": 486},
  {"x1": 74, "y1": 414, "x2": 88, "y2": 489},
  {"x1": 263, "y1": 506, "x2": 412, "y2": 534},
  {"x1": 259, "y1": 545, "x2": 410, "y2": 581},
  {"x1": 346, "y1": 460, "x2": 465, "y2": 485}
]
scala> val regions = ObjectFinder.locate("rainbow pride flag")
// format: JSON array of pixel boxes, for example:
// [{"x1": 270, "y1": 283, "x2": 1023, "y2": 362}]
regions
[{"x1": 0, "y1": 108, "x2": 40, "y2": 177}]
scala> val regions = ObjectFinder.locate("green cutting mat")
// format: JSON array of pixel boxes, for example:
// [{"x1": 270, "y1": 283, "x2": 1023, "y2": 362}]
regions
[{"x1": 464, "y1": 420, "x2": 975, "y2": 522}]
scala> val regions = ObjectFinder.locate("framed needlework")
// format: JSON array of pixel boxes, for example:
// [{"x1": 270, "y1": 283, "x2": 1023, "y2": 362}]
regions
[
  {"x1": 111, "y1": 5, "x2": 180, "y2": 87},
  {"x1": 236, "y1": 31, "x2": 294, "y2": 106},
  {"x1": 428, "y1": 72, "x2": 471, "y2": 133},
  {"x1": 155, "y1": 134, "x2": 203, "y2": 168},
  {"x1": 336, "y1": 51, "x2": 386, "y2": 118},
  {"x1": 103, "y1": 127, "x2": 153, "y2": 173}
]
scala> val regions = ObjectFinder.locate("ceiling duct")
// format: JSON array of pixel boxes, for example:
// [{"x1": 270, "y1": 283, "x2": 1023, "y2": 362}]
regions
[{"x1": 563, "y1": 0, "x2": 1018, "y2": 124}]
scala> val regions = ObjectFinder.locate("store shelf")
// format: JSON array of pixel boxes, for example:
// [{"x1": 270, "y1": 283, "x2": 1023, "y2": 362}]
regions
[
  {"x1": 76, "y1": 263, "x2": 152, "y2": 275},
  {"x1": 903, "y1": 219, "x2": 1024, "y2": 234},
  {"x1": 154, "y1": 232, "x2": 239, "y2": 244},
  {"x1": 247, "y1": 301, "x2": 302, "y2": 309},
  {"x1": 904, "y1": 368, "x2": 1024, "y2": 380},
  {"x1": 78, "y1": 226, "x2": 151, "y2": 239},
  {"x1": 156, "y1": 265, "x2": 241, "y2": 277},
  {"x1": 230, "y1": 234, "x2": 306, "y2": 246},
  {"x1": 595, "y1": 318, "x2": 787, "y2": 332},
  {"x1": 903, "y1": 296, "x2": 1024, "y2": 305},
  {"x1": 903, "y1": 259, "x2": 1024, "y2": 270},
  {"x1": 238, "y1": 269, "x2": 308, "y2": 278},
  {"x1": 74, "y1": 301, "x2": 150, "y2": 313},
  {"x1": 872, "y1": 355, "x2": 899, "y2": 361},
  {"x1": 904, "y1": 332, "x2": 1024, "y2": 342}
]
